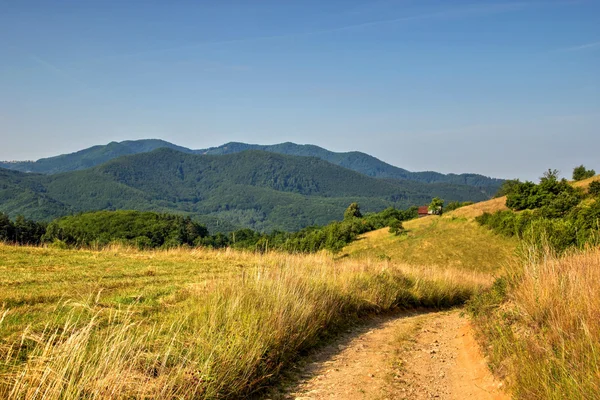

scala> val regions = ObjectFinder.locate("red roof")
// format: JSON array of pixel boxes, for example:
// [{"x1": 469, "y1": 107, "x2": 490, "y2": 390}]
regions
[{"x1": 418, "y1": 206, "x2": 429, "y2": 214}]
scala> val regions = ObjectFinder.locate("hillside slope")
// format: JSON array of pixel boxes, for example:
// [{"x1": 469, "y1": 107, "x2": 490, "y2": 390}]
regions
[
  {"x1": 0, "y1": 139, "x2": 194, "y2": 174},
  {"x1": 199, "y1": 141, "x2": 504, "y2": 192},
  {"x1": 0, "y1": 149, "x2": 491, "y2": 232},
  {"x1": 0, "y1": 139, "x2": 503, "y2": 194},
  {"x1": 342, "y1": 196, "x2": 517, "y2": 271}
]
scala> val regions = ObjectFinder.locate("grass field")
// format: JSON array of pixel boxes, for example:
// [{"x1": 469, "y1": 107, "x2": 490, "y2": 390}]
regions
[
  {"x1": 470, "y1": 246, "x2": 600, "y2": 399},
  {"x1": 0, "y1": 244, "x2": 488, "y2": 399},
  {"x1": 341, "y1": 213, "x2": 517, "y2": 272},
  {"x1": 466, "y1": 176, "x2": 600, "y2": 399},
  {"x1": 1, "y1": 185, "x2": 596, "y2": 399}
]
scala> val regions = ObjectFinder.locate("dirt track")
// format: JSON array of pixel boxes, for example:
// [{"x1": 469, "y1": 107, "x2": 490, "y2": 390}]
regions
[{"x1": 266, "y1": 310, "x2": 508, "y2": 400}]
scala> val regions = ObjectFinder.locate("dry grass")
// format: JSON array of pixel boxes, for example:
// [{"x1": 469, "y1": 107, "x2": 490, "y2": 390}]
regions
[
  {"x1": 0, "y1": 244, "x2": 486, "y2": 399},
  {"x1": 471, "y1": 246, "x2": 600, "y2": 399},
  {"x1": 573, "y1": 174, "x2": 600, "y2": 191},
  {"x1": 341, "y1": 216, "x2": 517, "y2": 272},
  {"x1": 445, "y1": 196, "x2": 508, "y2": 220}
]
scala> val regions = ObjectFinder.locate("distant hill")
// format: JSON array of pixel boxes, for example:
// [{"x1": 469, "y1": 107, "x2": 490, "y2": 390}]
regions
[
  {"x1": 0, "y1": 139, "x2": 503, "y2": 195},
  {"x1": 0, "y1": 139, "x2": 194, "y2": 174},
  {"x1": 197, "y1": 142, "x2": 503, "y2": 192},
  {"x1": 0, "y1": 149, "x2": 493, "y2": 232}
]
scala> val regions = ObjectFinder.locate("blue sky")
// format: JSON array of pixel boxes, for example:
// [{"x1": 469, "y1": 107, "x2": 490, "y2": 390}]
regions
[{"x1": 1, "y1": 0, "x2": 599, "y2": 180}]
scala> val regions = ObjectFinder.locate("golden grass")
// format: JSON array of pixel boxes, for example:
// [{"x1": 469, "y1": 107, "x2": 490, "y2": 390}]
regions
[
  {"x1": 341, "y1": 216, "x2": 517, "y2": 272},
  {"x1": 446, "y1": 196, "x2": 508, "y2": 220},
  {"x1": 0, "y1": 244, "x2": 486, "y2": 399},
  {"x1": 471, "y1": 246, "x2": 600, "y2": 399},
  {"x1": 573, "y1": 174, "x2": 600, "y2": 191}
]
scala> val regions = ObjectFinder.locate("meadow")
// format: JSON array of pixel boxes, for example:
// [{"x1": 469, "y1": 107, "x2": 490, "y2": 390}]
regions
[
  {"x1": 469, "y1": 246, "x2": 600, "y2": 399},
  {"x1": 2, "y1": 174, "x2": 598, "y2": 399},
  {"x1": 0, "y1": 243, "x2": 488, "y2": 399},
  {"x1": 342, "y1": 211, "x2": 517, "y2": 272},
  {"x1": 467, "y1": 174, "x2": 600, "y2": 399}
]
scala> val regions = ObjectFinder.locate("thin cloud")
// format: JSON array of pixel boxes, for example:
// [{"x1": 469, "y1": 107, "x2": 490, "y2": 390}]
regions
[
  {"x1": 29, "y1": 53, "x2": 93, "y2": 92},
  {"x1": 108, "y1": 2, "x2": 534, "y2": 59},
  {"x1": 561, "y1": 41, "x2": 600, "y2": 51}
]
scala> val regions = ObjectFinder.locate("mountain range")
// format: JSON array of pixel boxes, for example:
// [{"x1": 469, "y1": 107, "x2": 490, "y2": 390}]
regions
[
  {"x1": 1, "y1": 139, "x2": 503, "y2": 188},
  {"x1": 0, "y1": 140, "x2": 503, "y2": 232}
]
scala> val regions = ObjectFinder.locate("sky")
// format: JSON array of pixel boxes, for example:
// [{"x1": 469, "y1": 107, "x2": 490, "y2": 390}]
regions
[{"x1": 0, "y1": 0, "x2": 599, "y2": 181}]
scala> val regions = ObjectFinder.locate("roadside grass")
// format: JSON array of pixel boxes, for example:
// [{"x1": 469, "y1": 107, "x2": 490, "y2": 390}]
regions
[
  {"x1": 469, "y1": 246, "x2": 600, "y2": 399},
  {"x1": 0, "y1": 243, "x2": 487, "y2": 399},
  {"x1": 341, "y1": 216, "x2": 517, "y2": 273}
]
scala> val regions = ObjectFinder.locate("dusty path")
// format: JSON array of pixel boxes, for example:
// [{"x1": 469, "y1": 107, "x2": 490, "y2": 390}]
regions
[{"x1": 266, "y1": 310, "x2": 508, "y2": 400}]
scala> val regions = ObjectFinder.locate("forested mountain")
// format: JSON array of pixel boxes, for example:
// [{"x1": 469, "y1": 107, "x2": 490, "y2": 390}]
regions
[
  {"x1": 0, "y1": 149, "x2": 491, "y2": 232},
  {"x1": 0, "y1": 139, "x2": 194, "y2": 174},
  {"x1": 1, "y1": 139, "x2": 503, "y2": 194},
  {"x1": 199, "y1": 142, "x2": 504, "y2": 191}
]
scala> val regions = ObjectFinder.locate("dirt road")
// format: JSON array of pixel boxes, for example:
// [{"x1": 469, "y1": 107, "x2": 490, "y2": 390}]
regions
[{"x1": 267, "y1": 310, "x2": 508, "y2": 400}]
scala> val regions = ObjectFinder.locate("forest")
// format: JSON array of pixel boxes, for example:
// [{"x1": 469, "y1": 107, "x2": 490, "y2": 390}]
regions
[{"x1": 1, "y1": 203, "x2": 418, "y2": 254}]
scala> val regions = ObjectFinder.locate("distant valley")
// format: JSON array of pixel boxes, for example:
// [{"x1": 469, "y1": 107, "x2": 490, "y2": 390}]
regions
[{"x1": 0, "y1": 140, "x2": 503, "y2": 232}]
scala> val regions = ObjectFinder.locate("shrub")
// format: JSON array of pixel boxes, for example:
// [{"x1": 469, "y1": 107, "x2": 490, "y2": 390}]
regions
[
  {"x1": 388, "y1": 219, "x2": 405, "y2": 235},
  {"x1": 572, "y1": 164, "x2": 596, "y2": 181},
  {"x1": 589, "y1": 180, "x2": 600, "y2": 196}
]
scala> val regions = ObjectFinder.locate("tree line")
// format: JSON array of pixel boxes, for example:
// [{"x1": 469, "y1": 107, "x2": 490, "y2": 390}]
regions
[
  {"x1": 0, "y1": 203, "x2": 422, "y2": 253},
  {"x1": 0, "y1": 214, "x2": 47, "y2": 245}
]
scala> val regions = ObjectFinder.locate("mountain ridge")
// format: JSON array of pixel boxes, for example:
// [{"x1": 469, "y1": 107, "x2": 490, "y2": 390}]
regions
[
  {"x1": 1, "y1": 139, "x2": 503, "y2": 193},
  {"x1": 0, "y1": 148, "x2": 492, "y2": 232}
]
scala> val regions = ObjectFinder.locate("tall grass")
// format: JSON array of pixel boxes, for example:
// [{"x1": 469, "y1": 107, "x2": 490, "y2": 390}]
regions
[
  {"x1": 0, "y1": 245, "x2": 485, "y2": 399},
  {"x1": 469, "y1": 245, "x2": 600, "y2": 399}
]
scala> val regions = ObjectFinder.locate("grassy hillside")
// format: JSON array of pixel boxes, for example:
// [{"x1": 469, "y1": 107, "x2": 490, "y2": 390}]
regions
[
  {"x1": 468, "y1": 174, "x2": 600, "y2": 399},
  {"x1": 341, "y1": 197, "x2": 516, "y2": 272},
  {"x1": 0, "y1": 244, "x2": 487, "y2": 399},
  {"x1": 573, "y1": 173, "x2": 600, "y2": 190},
  {"x1": 0, "y1": 149, "x2": 492, "y2": 232}
]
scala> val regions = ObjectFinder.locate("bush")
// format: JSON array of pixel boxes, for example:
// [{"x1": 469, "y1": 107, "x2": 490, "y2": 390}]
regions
[
  {"x1": 589, "y1": 180, "x2": 600, "y2": 196},
  {"x1": 572, "y1": 164, "x2": 596, "y2": 181},
  {"x1": 388, "y1": 219, "x2": 405, "y2": 236},
  {"x1": 445, "y1": 201, "x2": 474, "y2": 212},
  {"x1": 494, "y1": 179, "x2": 521, "y2": 198},
  {"x1": 477, "y1": 200, "x2": 600, "y2": 253}
]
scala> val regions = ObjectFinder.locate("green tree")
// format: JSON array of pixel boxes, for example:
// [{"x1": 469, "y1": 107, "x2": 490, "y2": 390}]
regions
[
  {"x1": 388, "y1": 219, "x2": 405, "y2": 235},
  {"x1": 344, "y1": 203, "x2": 362, "y2": 219},
  {"x1": 494, "y1": 179, "x2": 522, "y2": 198},
  {"x1": 589, "y1": 180, "x2": 600, "y2": 196},
  {"x1": 573, "y1": 165, "x2": 596, "y2": 181},
  {"x1": 429, "y1": 197, "x2": 444, "y2": 215},
  {"x1": 0, "y1": 212, "x2": 14, "y2": 242}
]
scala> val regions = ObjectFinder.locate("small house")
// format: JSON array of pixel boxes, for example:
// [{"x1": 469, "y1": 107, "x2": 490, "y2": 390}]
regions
[{"x1": 418, "y1": 206, "x2": 430, "y2": 218}]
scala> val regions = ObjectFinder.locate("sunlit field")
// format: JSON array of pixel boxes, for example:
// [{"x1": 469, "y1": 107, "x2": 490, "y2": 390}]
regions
[
  {"x1": 470, "y1": 246, "x2": 600, "y2": 399},
  {"x1": 342, "y1": 214, "x2": 517, "y2": 272},
  {"x1": 0, "y1": 244, "x2": 486, "y2": 399}
]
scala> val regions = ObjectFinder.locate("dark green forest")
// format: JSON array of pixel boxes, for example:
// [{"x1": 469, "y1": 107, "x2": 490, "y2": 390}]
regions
[
  {"x1": 0, "y1": 148, "x2": 491, "y2": 232},
  {"x1": 1, "y1": 139, "x2": 503, "y2": 192},
  {"x1": 199, "y1": 142, "x2": 504, "y2": 191}
]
